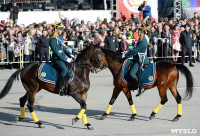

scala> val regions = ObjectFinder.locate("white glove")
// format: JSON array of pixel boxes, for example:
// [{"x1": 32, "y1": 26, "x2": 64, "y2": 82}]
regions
[
  {"x1": 66, "y1": 58, "x2": 73, "y2": 63},
  {"x1": 70, "y1": 54, "x2": 75, "y2": 59}
]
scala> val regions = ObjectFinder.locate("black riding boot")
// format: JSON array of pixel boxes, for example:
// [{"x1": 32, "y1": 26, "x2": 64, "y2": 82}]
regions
[{"x1": 56, "y1": 76, "x2": 67, "y2": 96}]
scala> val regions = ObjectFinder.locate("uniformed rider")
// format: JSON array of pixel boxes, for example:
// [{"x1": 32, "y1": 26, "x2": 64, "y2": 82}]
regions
[
  {"x1": 125, "y1": 25, "x2": 150, "y2": 94},
  {"x1": 49, "y1": 22, "x2": 74, "y2": 96}
]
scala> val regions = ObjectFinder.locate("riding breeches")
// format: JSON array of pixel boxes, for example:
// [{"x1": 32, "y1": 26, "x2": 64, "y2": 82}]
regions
[
  {"x1": 130, "y1": 62, "x2": 139, "y2": 79},
  {"x1": 53, "y1": 60, "x2": 68, "y2": 76}
]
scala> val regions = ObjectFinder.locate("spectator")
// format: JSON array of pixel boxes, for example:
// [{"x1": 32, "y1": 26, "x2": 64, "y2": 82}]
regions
[
  {"x1": 91, "y1": 26, "x2": 96, "y2": 38},
  {"x1": 119, "y1": 35, "x2": 129, "y2": 54},
  {"x1": 10, "y1": 2, "x2": 20, "y2": 24},
  {"x1": 138, "y1": 1, "x2": 152, "y2": 20},
  {"x1": 82, "y1": 28, "x2": 92, "y2": 48},
  {"x1": 148, "y1": 26, "x2": 158, "y2": 62},
  {"x1": 38, "y1": 30, "x2": 50, "y2": 63},
  {"x1": 161, "y1": 23, "x2": 173, "y2": 59},
  {"x1": 172, "y1": 24, "x2": 181, "y2": 63},
  {"x1": 193, "y1": 33, "x2": 199, "y2": 62},
  {"x1": 131, "y1": 14, "x2": 139, "y2": 24},
  {"x1": 24, "y1": 29, "x2": 35, "y2": 66},
  {"x1": 5, "y1": 29, "x2": 17, "y2": 70},
  {"x1": 192, "y1": 12, "x2": 200, "y2": 21},
  {"x1": 104, "y1": 28, "x2": 119, "y2": 52},
  {"x1": 180, "y1": 24, "x2": 194, "y2": 67},
  {"x1": 93, "y1": 32, "x2": 103, "y2": 46}
]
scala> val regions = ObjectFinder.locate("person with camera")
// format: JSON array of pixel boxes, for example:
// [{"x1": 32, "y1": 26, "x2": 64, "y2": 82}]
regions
[{"x1": 138, "y1": 1, "x2": 152, "y2": 21}]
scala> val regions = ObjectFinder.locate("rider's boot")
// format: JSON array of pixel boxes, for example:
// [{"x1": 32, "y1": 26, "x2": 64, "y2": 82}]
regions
[{"x1": 56, "y1": 76, "x2": 66, "y2": 96}]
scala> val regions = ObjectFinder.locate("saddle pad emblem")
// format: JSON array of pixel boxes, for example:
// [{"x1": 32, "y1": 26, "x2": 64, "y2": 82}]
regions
[
  {"x1": 148, "y1": 76, "x2": 153, "y2": 81},
  {"x1": 38, "y1": 63, "x2": 75, "y2": 85},
  {"x1": 41, "y1": 72, "x2": 46, "y2": 77}
]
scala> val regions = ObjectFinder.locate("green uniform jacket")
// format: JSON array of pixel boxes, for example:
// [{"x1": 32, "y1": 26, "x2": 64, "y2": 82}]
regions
[
  {"x1": 126, "y1": 35, "x2": 149, "y2": 64},
  {"x1": 49, "y1": 37, "x2": 71, "y2": 62}
]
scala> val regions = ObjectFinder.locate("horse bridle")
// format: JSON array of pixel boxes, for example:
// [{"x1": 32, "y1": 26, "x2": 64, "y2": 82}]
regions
[
  {"x1": 91, "y1": 46, "x2": 107, "y2": 73},
  {"x1": 75, "y1": 46, "x2": 107, "y2": 72}
]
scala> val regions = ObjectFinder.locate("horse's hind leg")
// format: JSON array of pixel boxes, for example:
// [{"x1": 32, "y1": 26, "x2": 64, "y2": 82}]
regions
[
  {"x1": 149, "y1": 86, "x2": 168, "y2": 120},
  {"x1": 169, "y1": 84, "x2": 182, "y2": 122},
  {"x1": 100, "y1": 86, "x2": 122, "y2": 120},
  {"x1": 14, "y1": 93, "x2": 28, "y2": 122},
  {"x1": 122, "y1": 88, "x2": 137, "y2": 121},
  {"x1": 25, "y1": 84, "x2": 44, "y2": 128}
]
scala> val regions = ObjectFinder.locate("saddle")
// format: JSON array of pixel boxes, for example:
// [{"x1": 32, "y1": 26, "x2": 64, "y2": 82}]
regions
[{"x1": 38, "y1": 63, "x2": 75, "y2": 85}]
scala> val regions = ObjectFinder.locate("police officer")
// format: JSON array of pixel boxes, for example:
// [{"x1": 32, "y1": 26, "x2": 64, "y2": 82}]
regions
[
  {"x1": 125, "y1": 25, "x2": 149, "y2": 94},
  {"x1": 180, "y1": 24, "x2": 194, "y2": 67},
  {"x1": 38, "y1": 29, "x2": 50, "y2": 63},
  {"x1": 104, "y1": 28, "x2": 119, "y2": 52},
  {"x1": 49, "y1": 22, "x2": 74, "y2": 96}
]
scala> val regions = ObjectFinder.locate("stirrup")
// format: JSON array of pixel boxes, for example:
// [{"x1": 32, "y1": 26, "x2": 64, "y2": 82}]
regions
[
  {"x1": 136, "y1": 88, "x2": 146, "y2": 97},
  {"x1": 58, "y1": 89, "x2": 65, "y2": 96}
]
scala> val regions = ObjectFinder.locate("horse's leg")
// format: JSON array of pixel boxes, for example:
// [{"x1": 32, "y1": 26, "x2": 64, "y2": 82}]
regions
[
  {"x1": 14, "y1": 93, "x2": 28, "y2": 122},
  {"x1": 26, "y1": 85, "x2": 44, "y2": 128},
  {"x1": 122, "y1": 88, "x2": 137, "y2": 121},
  {"x1": 100, "y1": 86, "x2": 122, "y2": 120},
  {"x1": 149, "y1": 86, "x2": 168, "y2": 120},
  {"x1": 71, "y1": 93, "x2": 94, "y2": 130},
  {"x1": 169, "y1": 84, "x2": 182, "y2": 122}
]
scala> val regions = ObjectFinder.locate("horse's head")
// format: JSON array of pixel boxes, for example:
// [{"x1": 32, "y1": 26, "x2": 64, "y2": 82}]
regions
[{"x1": 90, "y1": 46, "x2": 108, "y2": 73}]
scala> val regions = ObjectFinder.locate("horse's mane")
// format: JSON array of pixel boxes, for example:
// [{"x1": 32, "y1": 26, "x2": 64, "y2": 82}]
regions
[
  {"x1": 75, "y1": 46, "x2": 92, "y2": 62},
  {"x1": 101, "y1": 49, "x2": 125, "y2": 63}
]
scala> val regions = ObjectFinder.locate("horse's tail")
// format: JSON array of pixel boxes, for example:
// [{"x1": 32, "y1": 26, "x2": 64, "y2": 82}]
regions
[
  {"x1": 175, "y1": 64, "x2": 194, "y2": 100},
  {"x1": 0, "y1": 69, "x2": 23, "y2": 99}
]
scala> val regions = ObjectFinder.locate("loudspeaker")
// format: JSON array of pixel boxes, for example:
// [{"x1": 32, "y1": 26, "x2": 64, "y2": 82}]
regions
[
  {"x1": 93, "y1": 0, "x2": 104, "y2": 9},
  {"x1": 1, "y1": 4, "x2": 9, "y2": 11},
  {"x1": 23, "y1": 3, "x2": 34, "y2": 11},
  {"x1": 44, "y1": 3, "x2": 54, "y2": 11}
]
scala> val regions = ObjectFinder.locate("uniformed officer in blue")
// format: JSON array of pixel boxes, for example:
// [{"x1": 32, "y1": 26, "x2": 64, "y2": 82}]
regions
[
  {"x1": 49, "y1": 21, "x2": 74, "y2": 96},
  {"x1": 125, "y1": 24, "x2": 149, "y2": 88}
]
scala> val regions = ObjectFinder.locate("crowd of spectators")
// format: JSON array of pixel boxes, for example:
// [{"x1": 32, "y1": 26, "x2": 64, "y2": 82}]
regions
[{"x1": 0, "y1": 12, "x2": 200, "y2": 69}]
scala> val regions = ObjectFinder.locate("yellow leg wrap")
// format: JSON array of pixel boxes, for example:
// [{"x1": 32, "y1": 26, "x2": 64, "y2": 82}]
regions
[
  {"x1": 20, "y1": 107, "x2": 25, "y2": 118},
  {"x1": 77, "y1": 108, "x2": 86, "y2": 119},
  {"x1": 153, "y1": 103, "x2": 163, "y2": 113},
  {"x1": 30, "y1": 112, "x2": 39, "y2": 122},
  {"x1": 82, "y1": 114, "x2": 88, "y2": 125},
  {"x1": 105, "y1": 104, "x2": 112, "y2": 115},
  {"x1": 130, "y1": 105, "x2": 137, "y2": 114},
  {"x1": 177, "y1": 104, "x2": 182, "y2": 115}
]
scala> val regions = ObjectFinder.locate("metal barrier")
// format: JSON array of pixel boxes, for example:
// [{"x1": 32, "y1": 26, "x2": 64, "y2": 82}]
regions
[
  {"x1": 14, "y1": 0, "x2": 50, "y2": 3},
  {"x1": 0, "y1": 39, "x2": 198, "y2": 69}
]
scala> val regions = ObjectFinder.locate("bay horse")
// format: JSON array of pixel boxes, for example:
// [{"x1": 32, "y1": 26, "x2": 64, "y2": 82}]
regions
[
  {"x1": 0, "y1": 45, "x2": 107, "y2": 130},
  {"x1": 100, "y1": 49, "x2": 194, "y2": 122}
]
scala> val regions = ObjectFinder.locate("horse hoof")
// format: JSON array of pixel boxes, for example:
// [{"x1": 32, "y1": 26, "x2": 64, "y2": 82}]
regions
[
  {"x1": 72, "y1": 118, "x2": 78, "y2": 125},
  {"x1": 100, "y1": 115, "x2": 106, "y2": 120},
  {"x1": 149, "y1": 115, "x2": 155, "y2": 120},
  {"x1": 86, "y1": 123, "x2": 94, "y2": 130},
  {"x1": 172, "y1": 117, "x2": 179, "y2": 122},
  {"x1": 14, "y1": 116, "x2": 24, "y2": 122},
  {"x1": 128, "y1": 117, "x2": 135, "y2": 121},
  {"x1": 36, "y1": 121, "x2": 45, "y2": 128},
  {"x1": 128, "y1": 114, "x2": 136, "y2": 121}
]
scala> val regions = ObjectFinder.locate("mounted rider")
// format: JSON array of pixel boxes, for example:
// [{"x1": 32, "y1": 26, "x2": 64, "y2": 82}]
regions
[
  {"x1": 49, "y1": 21, "x2": 75, "y2": 96},
  {"x1": 125, "y1": 24, "x2": 150, "y2": 95}
]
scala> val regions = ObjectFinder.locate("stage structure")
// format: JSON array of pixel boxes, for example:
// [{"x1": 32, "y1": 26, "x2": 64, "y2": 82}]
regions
[{"x1": 174, "y1": 0, "x2": 181, "y2": 20}]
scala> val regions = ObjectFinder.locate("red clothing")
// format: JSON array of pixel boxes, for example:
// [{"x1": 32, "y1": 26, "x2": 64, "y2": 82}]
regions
[
  {"x1": 0, "y1": 24, "x2": 5, "y2": 27},
  {"x1": 173, "y1": 30, "x2": 181, "y2": 44}
]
